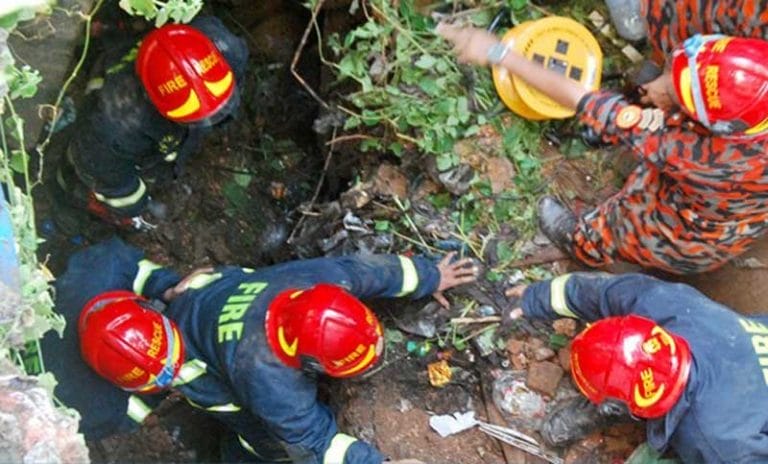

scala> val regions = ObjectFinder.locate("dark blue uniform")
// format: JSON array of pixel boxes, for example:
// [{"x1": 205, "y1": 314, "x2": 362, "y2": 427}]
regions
[
  {"x1": 522, "y1": 272, "x2": 768, "y2": 463},
  {"x1": 21, "y1": 237, "x2": 179, "y2": 439},
  {"x1": 58, "y1": 16, "x2": 248, "y2": 217},
  {"x1": 44, "y1": 238, "x2": 440, "y2": 463}
]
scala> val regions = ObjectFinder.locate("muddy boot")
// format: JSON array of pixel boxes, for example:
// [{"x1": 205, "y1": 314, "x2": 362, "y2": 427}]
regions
[
  {"x1": 541, "y1": 397, "x2": 609, "y2": 447},
  {"x1": 538, "y1": 196, "x2": 577, "y2": 253}
]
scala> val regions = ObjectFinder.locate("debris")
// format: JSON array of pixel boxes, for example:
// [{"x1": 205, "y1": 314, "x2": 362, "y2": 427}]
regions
[
  {"x1": 269, "y1": 181, "x2": 286, "y2": 200},
  {"x1": 506, "y1": 269, "x2": 526, "y2": 287},
  {"x1": 534, "y1": 347, "x2": 556, "y2": 362},
  {"x1": 371, "y1": 164, "x2": 408, "y2": 199},
  {"x1": 428, "y1": 360, "x2": 453, "y2": 388},
  {"x1": 564, "y1": 433, "x2": 604, "y2": 464},
  {"x1": 396, "y1": 301, "x2": 441, "y2": 338},
  {"x1": 342, "y1": 211, "x2": 370, "y2": 233},
  {"x1": 558, "y1": 344, "x2": 572, "y2": 371},
  {"x1": 527, "y1": 361, "x2": 565, "y2": 397},
  {"x1": 429, "y1": 410, "x2": 563, "y2": 464},
  {"x1": 406, "y1": 340, "x2": 432, "y2": 357},
  {"x1": 473, "y1": 327, "x2": 499, "y2": 357},
  {"x1": 398, "y1": 398, "x2": 413, "y2": 413},
  {"x1": 492, "y1": 371, "x2": 547, "y2": 429},
  {"x1": 438, "y1": 164, "x2": 475, "y2": 196},
  {"x1": 625, "y1": 443, "x2": 679, "y2": 464},
  {"x1": 732, "y1": 257, "x2": 768, "y2": 269},
  {"x1": 451, "y1": 316, "x2": 502, "y2": 325},
  {"x1": 485, "y1": 156, "x2": 515, "y2": 194},
  {"x1": 553, "y1": 318, "x2": 578, "y2": 337},
  {"x1": 506, "y1": 339, "x2": 525, "y2": 355},
  {"x1": 511, "y1": 353, "x2": 529, "y2": 371}
]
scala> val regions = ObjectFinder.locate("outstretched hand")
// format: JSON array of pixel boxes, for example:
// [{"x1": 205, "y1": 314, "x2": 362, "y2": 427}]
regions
[
  {"x1": 163, "y1": 267, "x2": 215, "y2": 302},
  {"x1": 433, "y1": 252, "x2": 478, "y2": 308},
  {"x1": 504, "y1": 284, "x2": 527, "y2": 320},
  {"x1": 436, "y1": 22, "x2": 501, "y2": 66}
]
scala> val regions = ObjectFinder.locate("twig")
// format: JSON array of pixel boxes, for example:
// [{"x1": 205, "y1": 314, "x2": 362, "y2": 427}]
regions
[
  {"x1": 392, "y1": 196, "x2": 432, "y2": 252},
  {"x1": 504, "y1": 247, "x2": 568, "y2": 269},
  {"x1": 287, "y1": 127, "x2": 337, "y2": 244},
  {"x1": 451, "y1": 316, "x2": 502, "y2": 325},
  {"x1": 324, "y1": 134, "x2": 376, "y2": 146},
  {"x1": 391, "y1": 229, "x2": 440, "y2": 254},
  {"x1": 454, "y1": 322, "x2": 499, "y2": 345},
  {"x1": 291, "y1": 0, "x2": 330, "y2": 110},
  {"x1": 35, "y1": 0, "x2": 105, "y2": 179}
]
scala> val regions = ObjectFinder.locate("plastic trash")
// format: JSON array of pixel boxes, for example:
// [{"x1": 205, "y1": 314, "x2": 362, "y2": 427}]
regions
[
  {"x1": 605, "y1": 0, "x2": 647, "y2": 41},
  {"x1": 492, "y1": 370, "x2": 547, "y2": 430}
]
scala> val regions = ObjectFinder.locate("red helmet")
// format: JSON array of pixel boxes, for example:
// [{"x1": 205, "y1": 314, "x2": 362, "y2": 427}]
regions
[
  {"x1": 672, "y1": 34, "x2": 768, "y2": 138},
  {"x1": 570, "y1": 315, "x2": 692, "y2": 419},
  {"x1": 136, "y1": 24, "x2": 235, "y2": 123},
  {"x1": 265, "y1": 284, "x2": 384, "y2": 378},
  {"x1": 78, "y1": 290, "x2": 185, "y2": 393}
]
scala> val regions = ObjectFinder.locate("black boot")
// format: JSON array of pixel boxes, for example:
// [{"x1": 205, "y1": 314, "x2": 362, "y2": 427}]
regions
[{"x1": 537, "y1": 196, "x2": 577, "y2": 252}]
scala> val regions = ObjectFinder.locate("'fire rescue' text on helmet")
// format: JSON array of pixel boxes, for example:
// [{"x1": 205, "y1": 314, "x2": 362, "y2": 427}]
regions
[
  {"x1": 136, "y1": 24, "x2": 235, "y2": 123},
  {"x1": 569, "y1": 315, "x2": 692, "y2": 419},
  {"x1": 78, "y1": 290, "x2": 185, "y2": 393},
  {"x1": 672, "y1": 34, "x2": 768, "y2": 138},
  {"x1": 265, "y1": 284, "x2": 384, "y2": 378}
]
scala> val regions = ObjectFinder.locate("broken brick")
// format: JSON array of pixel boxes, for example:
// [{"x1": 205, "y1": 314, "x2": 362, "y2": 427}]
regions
[
  {"x1": 553, "y1": 318, "x2": 578, "y2": 337},
  {"x1": 526, "y1": 361, "x2": 564, "y2": 397},
  {"x1": 558, "y1": 343, "x2": 572, "y2": 371},
  {"x1": 510, "y1": 352, "x2": 528, "y2": 371},
  {"x1": 534, "y1": 347, "x2": 556, "y2": 361},
  {"x1": 506, "y1": 338, "x2": 525, "y2": 355}
]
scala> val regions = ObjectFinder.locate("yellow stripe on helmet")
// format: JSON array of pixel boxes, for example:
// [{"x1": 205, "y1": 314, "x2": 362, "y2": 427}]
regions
[
  {"x1": 336, "y1": 344, "x2": 376, "y2": 376},
  {"x1": 166, "y1": 90, "x2": 201, "y2": 119},
  {"x1": 204, "y1": 71, "x2": 234, "y2": 97}
]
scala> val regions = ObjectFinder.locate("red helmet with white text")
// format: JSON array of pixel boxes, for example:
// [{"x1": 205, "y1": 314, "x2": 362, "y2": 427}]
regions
[
  {"x1": 570, "y1": 315, "x2": 692, "y2": 419},
  {"x1": 672, "y1": 34, "x2": 768, "y2": 138},
  {"x1": 136, "y1": 24, "x2": 235, "y2": 123},
  {"x1": 78, "y1": 290, "x2": 184, "y2": 393},
  {"x1": 265, "y1": 284, "x2": 384, "y2": 378}
]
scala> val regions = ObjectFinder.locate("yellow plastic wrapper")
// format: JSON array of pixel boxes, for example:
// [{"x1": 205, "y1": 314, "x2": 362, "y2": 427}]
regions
[{"x1": 428, "y1": 360, "x2": 453, "y2": 388}]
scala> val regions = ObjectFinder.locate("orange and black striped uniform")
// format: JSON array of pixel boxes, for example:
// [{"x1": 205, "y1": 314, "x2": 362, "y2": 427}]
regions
[
  {"x1": 571, "y1": 91, "x2": 768, "y2": 274},
  {"x1": 643, "y1": 0, "x2": 768, "y2": 65}
]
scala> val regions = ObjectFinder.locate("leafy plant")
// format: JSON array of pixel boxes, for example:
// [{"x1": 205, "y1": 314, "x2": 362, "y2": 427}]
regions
[{"x1": 118, "y1": 0, "x2": 202, "y2": 26}]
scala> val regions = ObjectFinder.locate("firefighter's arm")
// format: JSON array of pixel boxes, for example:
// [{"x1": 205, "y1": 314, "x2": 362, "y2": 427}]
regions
[
  {"x1": 519, "y1": 272, "x2": 693, "y2": 322},
  {"x1": 233, "y1": 354, "x2": 384, "y2": 464},
  {"x1": 323, "y1": 253, "x2": 475, "y2": 301}
]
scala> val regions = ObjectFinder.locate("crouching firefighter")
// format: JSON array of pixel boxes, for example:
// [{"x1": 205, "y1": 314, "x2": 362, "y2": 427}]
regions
[
  {"x1": 505, "y1": 272, "x2": 768, "y2": 462},
  {"x1": 53, "y1": 16, "x2": 247, "y2": 231},
  {"x1": 69, "y1": 238, "x2": 475, "y2": 463}
]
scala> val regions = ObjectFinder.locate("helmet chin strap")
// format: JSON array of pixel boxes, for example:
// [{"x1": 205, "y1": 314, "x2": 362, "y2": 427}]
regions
[
  {"x1": 684, "y1": 34, "x2": 724, "y2": 130},
  {"x1": 123, "y1": 316, "x2": 177, "y2": 392}
]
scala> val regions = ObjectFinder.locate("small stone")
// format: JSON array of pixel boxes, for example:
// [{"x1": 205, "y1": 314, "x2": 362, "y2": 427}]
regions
[
  {"x1": 553, "y1": 318, "x2": 578, "y2": 337},
  {"x1": 528, "y1": 337, "x2": 546, "y2": 349},
  {"x1": 511, "y1": 352, "x2": 528, "y2": 371},
  {"x1": 526, "y1": 361, "x2": 564, "y2": 397},
  {"x1": 506, "y1": 338, "x2": 525, "y2": 355},
  {"x1": 534, "y1": 347, "x2": 556, "y2": 361},
  {"x1": 558, "y1": 344, "x2": 572, "y2": 371}
]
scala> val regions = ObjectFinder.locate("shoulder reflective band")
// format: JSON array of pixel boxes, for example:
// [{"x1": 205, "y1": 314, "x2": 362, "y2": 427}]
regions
[
  {"x1": 93, "y1": 179, "x2": 147, "y2": 209},
  {"x1": 550, "y1": 274, "x2": 577, "y2": 318},
  {"x1": 127, "y1": 395, "x2": 153, "y2": 423},
  {"x1": 185, "y1": 272, "x2": 223, "y2": 290},
  {"x1": 133, "y1": 259, "x2": 163, "y2": 295},
  {"x1": 173, "y1": 359, "x2": 207, "y2": 386},
  {"x1": 323, "y1": 433, "x2": 358, "y2": 464},
  {"x1": 396, "y1": 256, "x2": 419, "y2": 296}
]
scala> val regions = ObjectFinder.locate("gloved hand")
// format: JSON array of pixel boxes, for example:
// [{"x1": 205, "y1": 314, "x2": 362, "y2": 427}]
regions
[{"x1": 130, "y1": 215, "x2": 157, "y2": 231}]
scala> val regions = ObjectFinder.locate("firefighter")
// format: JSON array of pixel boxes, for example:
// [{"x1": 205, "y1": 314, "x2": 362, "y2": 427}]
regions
[
  {"x1": 60, "y1": 238, "x2": 475, "y2": 463},
  {"x1": 504, "y1": 272, "x2": 768, "y2": 462},
  {"x1": 438, "y1": 24, "x2": 768, "y2": 274},
  {"x1": 53, "y1": 16, "x2": 248, "y2": 230}
]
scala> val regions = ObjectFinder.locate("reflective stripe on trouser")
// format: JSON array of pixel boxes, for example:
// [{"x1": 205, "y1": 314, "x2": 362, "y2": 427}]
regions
[
  {"x1": 549, "y1": 274, "x2": 577, "y2": 318},
  {"x1": 396, "y1": 256, "x2": 419, "y2": 296},
  {"x1": 571, "y1": 166, "x2": 767, "y2": 275},
  {"x1": 93, "y1": 178, "x2": 146, "y2": 209},
  {"x1": 127, "y1": 395, "x2": 153, "y2": 423},
  {"x1": 323, "y1": 433, "x2": 358, "y2": 464}
]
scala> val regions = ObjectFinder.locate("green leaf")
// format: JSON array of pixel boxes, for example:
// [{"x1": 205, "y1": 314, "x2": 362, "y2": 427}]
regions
[
  {"x1": 388, "y1": 142, "x2": 404, "y2": 157},
  {"x1": 436, "y1": 152, "x2": 456, "y2": 171},
  {"x1": 415, "y1": 54, "x2": 437, "y2": 70},
  {"x1": 550, "y1": 333, "x2": 569, "y2": 349},
  {"x1": 428, "y1": 193, "x2": 452, "y2": 209},
  {"x1": 486, "y1": 270, "x2": 503, "y2": 282},
  {"x1": 9, "y1": 150, "x2": 26, "y2": 174},
  {"x1": 496, "y1": 241, "x2": 515, "y2": 263},
  {"x1": 374, "y1": 220, "x2": 391, "y2": 231},
  {"x1": 233, "y1": 172, "x2": 252, "y2": 188}
]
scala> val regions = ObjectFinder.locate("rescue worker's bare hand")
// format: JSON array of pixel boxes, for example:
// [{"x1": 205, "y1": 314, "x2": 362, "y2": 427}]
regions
[
  {"x1": 639, "y1": 73, "x2": 676, "y2": 112},
  {"x1": 504, "y1": 284, "x2": 527, "y2": 321},
  {"x1": 433, "y1": 252, "x2": 478, "y2": 308},
  {"x1": 163, "y1": 267, "x2": 215, "y2": 302},
  {"x1": 436, "y1": 22, "x2": 500, "y2": 66}
]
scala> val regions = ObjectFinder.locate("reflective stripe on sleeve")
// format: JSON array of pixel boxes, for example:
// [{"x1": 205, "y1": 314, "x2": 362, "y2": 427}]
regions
[
  {"x1": 172, "y1": 359, "x2": 208, "y2": 386},
  {"x1": 94, "y1": 178, "x2": 147, "y2": 208},
  {"x1": 323, "y1": 433, "x2": 358, "y2": 464},
  {"x1": 550, "y1": 274, "x2": 577, "y2": 318},
  {"x1": 132, "y1": 259, "x2": 163, "y2": 295},
  {"x1": 396, "y1": 256, "x2": 419, "y2": 297},
  {"x1": 127, "y1": 395, "x2": 153, "y2": 423},
  {"x1": 185, "y1": 272, "x2": 222, "y2": 290}
]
